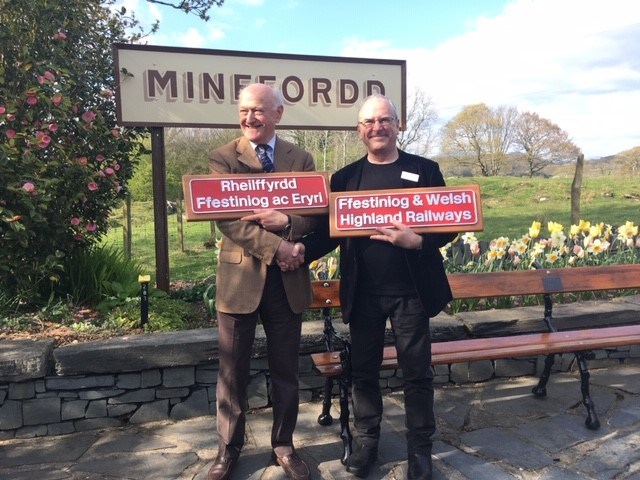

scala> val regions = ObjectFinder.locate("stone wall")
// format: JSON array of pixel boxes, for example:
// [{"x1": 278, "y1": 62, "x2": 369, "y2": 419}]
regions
[{"x1": 1, "y1": 295, "x2": 639, "y2": 440}]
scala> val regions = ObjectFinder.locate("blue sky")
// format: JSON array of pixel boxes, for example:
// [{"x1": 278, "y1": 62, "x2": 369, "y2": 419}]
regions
[{"x1": 121, "y1": 0, "x2": 640, "y2": 159}]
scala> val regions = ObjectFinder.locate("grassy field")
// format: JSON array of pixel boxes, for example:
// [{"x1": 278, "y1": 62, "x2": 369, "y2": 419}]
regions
[{"x1": 103, "y1": 174, "x2": 640, "y2": 283}]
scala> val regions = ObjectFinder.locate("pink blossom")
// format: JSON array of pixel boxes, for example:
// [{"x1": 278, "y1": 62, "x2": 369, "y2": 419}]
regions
[
  {"x1": 96, "y1": 154, "x2": 105, "y2": 162},
  {"x1": 73, "y1": 104, "x2": 78, "y2": 114},
  {"x1": 6, "y1": 129, "x2": 15, "y2": 139},
  {"x1": 77, "y1": 156, "x2": 88, "y2": 166},
  {"x1": 73, "y1": 233, "x2": 84, "y2": 241},
  {"x1": 35, "y1": 132, "x2": 51, "y2": 148},
  {"x1": 48, "y1": 123, "x2": 58, "y2": 132},
  {"x1": 85, "y1": 222, "x2": 97, "y2": 232},
  {"x1": 81, "y1": 111, "x2": 96, "y2": 123},
  {"x1": 98, "y1": 170, "x2": 106, "y2": 178},
  {"x1": 70, "y1": 217, "x2": 81, "y2": 226},
  {"x1": 26, "y1": 96, "x2": 38, "y2": 106},
  {"x1": 38, "y1": 76, "x2": 46, "y2": 85},
  {"x1": 0, "y1": 106, "x2": 5, "y2": 114},
  {"x1": 53, "y1": 32, "x2": 68, "y2": 40},
  {"x1": 87, "y1": 182, "x2": 99, "y2": 191},
  {"x1": 52, "y1": 94, "x2": 63, "y2": 105},
  {"x1": 513, "y1": 256, "x2": 521, "y2": 266},
  {"x1": 114, "y1": 163, "x2": 120, "y2": 171},
  {"x1": 44, "y1": 71, "x2": 55, "y2": 82},
  {"x1": 22, "y1": 182, "x2": 36, "y2": 193},
  {"x1": 111, "y1": 128, "x2": 120, "y2": 137},
  {"x1": 105, "y1": 167, "x2": 115, "y2": 175},
  {"x1": 7, "y1": 113, "x2": 15, "y2": 121}
]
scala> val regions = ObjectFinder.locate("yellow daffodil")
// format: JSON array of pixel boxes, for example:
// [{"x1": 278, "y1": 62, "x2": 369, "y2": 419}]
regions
[
  {"x1": 547, "y1": 221, "x2": 564, "y2": 234},
  {"x1": 462, "y1": 232, "x2": 477, "y2": 244},
  {"x1": 550, "y1": 230, "x2": 567, "y2": 249},
  {"x1": 569, "y1": 224, "x2": 581, "y2": 237},
  {"x1": 589, "y1": 223, "x2": 602, "y2": 238},
  {"x1": 494, "y1": 236, "x2": 510, "y2": 250},
  {"x1": 545, "y1": 251, "x2": 560, "y2": 263},
  {"x1": 578, "y1": 219, "x2": 591, "y2": 233},
  {"x1": 529, "y1": 221, "x2": 541, "y2": 239}
]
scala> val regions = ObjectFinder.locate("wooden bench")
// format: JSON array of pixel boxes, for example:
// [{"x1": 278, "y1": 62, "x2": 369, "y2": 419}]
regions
[{"x1": 309, "y1": 263, "x2": 640, "y2": 463}]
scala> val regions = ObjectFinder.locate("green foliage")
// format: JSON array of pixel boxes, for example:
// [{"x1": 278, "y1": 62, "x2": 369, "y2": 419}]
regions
[
  {"x1": 57, "y1": 245, "x2": 144, "y2": 307},
  {"x1": 0, "y1": 1, "x2": 148, "y2": 306},
  {"x1": 102, "y1": 297, "x2": 195, "y2": 333},
  {"x1": 203, "y1": 283, "x2": 217, "y2": 318}
]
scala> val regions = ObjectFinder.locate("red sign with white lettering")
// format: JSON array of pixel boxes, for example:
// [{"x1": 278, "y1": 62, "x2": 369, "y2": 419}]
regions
[
  {"x1": 182, "y1": 172, "x2": 330, "y2": 221},
  {"x1": 330, "y1": 185, "x2": 483, "y2": 237}
]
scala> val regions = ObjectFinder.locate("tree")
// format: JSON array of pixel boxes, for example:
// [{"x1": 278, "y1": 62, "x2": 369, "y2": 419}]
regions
[
  {"x1": 440, "y1": 103, "x2": 517, "y2": 176},
  {"x1": 148, "y1": 0, "x2": 224, "y2": 20},
  {"x1": 615, "y1": 146, "x2": 640, "y2": 177},
  {"x1": 164, "y1": 127, "x2": 239, "y2": 200},
  {"x1": 397, "y1": 88, "x2": 438, "y2": 157},
  {"x1": 514, "y1": 112, "x2": 581, "y2": 177}
]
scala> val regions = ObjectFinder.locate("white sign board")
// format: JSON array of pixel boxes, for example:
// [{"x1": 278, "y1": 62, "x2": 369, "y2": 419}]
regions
[{"x1": 113, "y1": 44, "x2": 406, "y2": 129}]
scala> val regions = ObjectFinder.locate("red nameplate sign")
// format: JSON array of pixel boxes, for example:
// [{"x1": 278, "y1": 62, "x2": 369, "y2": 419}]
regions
[
  {"x1": 182, "y1": 172, "x2": 330, "y2": 221},
  {"x1": 329, "y1": 185, "x2": 483, "y2": 237}
]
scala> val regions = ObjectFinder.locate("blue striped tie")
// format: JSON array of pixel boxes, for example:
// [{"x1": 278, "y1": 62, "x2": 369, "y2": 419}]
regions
[{"x1": 256, "y1": 144, "x2": 274, "y2": 173}]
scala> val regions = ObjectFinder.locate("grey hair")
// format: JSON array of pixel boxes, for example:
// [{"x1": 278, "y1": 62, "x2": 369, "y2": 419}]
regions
[
  {"x1": 359, "y1": 94, "x2": 398, "y2": 120},
  {"x1": 239, "y1": 83, "x2": 284, "y2": 109}
]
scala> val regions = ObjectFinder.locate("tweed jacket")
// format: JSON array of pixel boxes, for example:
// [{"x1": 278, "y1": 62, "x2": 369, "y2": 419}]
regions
[
  {"x1": 209, "y1": 136, "x2": 317, "y2": 314},
  {"x1": 303, "y1": 149, "x2": 457, "y2": 323}
]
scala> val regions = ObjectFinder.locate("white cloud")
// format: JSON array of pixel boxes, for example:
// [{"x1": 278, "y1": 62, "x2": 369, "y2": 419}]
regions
[
  {"x1": 342, "y1": 0, "x2": 640, "y2": 158},
  {"x1": 173, "y1": 28, "x2": 207, "y2": 48}
]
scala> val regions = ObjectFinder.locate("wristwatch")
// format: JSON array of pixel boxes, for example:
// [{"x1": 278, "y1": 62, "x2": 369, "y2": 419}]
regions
[{"x1": 280, "y1": 215, "x2": 292, "y2": 239}]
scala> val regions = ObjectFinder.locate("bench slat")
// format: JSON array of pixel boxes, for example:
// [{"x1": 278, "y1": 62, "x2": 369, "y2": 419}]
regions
[
  {"x1": 448, "y1": 264, "x2": 640, "y2": 299},
  {"x1": 308, "y1": 265, "x2": 640, "y2": 309},
  {"x1": 311, "y1": 325, "x2": 640, "y2": 376}
]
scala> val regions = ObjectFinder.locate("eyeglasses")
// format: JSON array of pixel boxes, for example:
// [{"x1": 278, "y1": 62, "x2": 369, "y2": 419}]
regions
[{"x1": 358, "y1": 117, "x2": 396, "y2": 129}]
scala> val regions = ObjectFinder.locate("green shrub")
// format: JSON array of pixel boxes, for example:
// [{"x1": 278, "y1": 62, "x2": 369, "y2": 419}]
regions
[
  {"x1": 102, "y1": 297, "x2": 196, "y2": 333},
  {"x1": 57, "y1": 245, "x2": 144, "y2": 307}
]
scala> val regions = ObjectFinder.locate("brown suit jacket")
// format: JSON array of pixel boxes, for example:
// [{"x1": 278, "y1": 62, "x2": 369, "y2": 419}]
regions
[{"x1": 209, "y1": 136, "x2": 317, "y2": 314}]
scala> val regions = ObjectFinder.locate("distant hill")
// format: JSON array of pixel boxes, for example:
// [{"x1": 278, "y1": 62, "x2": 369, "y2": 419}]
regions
[{"x1": 436, "y1": 153, "x2": 627, "y2": 179}]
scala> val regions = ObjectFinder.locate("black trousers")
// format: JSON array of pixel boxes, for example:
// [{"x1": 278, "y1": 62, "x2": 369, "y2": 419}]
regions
[{"x1": 349, "y1": 292, "x2": 435, "y2": 454}]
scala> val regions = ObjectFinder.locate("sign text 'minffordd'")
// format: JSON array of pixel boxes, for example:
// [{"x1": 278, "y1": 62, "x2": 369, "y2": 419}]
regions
[
  {"x1": 113, "y1": 44, "x2": 405, "y2": 129},
  {"x1": 182, "y1": 173, "x2": 329, "y2": 221},
  {"x1": 329, "y1": 185, "x2": 483, "y2": 237}
]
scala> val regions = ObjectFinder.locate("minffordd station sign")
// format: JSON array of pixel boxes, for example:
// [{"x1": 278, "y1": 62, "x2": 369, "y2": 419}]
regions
[{"x1": 113, "y1": 44, "x2": 406, "y2": 129}]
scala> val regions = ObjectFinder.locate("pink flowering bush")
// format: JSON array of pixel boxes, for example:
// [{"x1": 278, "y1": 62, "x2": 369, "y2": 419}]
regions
[{"x1": 0, "y1": 2, "x2": 148, "y2": 307}]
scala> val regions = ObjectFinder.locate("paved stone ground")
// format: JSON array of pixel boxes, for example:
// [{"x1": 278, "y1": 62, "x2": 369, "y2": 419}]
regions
[{"x1": 1, "y1": 363, "x2": 639, "y2": 480}]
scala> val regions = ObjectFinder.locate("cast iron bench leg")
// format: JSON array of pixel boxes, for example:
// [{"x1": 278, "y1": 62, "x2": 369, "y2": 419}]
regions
[
  {"x1": 532, "y1": 286, "x2": 556, "y2": 398},
  {"x1": 532, "y1": 353, "x2": 555, "y2": 397},
  {"x1": 576, "y1": 350, "x2": 600, "y2": 430},
  {"x1": 338, "y1": 346, "x2": 353, "y2": 465},
  {"x1": 318, "y1": 306, "x2": 335, "y2": 426},
  {"x1": 318, "y1": 378, "x2": 334, "y2": 425}
]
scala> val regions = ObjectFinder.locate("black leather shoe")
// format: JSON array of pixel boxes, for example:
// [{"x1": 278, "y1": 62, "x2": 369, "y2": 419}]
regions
[
  {"x1": 207, "y1": 450, "x2": 239, "y2": 480},
  {"x1": 272, "y1": 450, "x2": 310, "y2": 480},
  {"x1": 346, "y1": 446, "x2": 377, "y2": 478},
  {"x1": 407, "y1": 453, "x2": 433, "y2": 480}
]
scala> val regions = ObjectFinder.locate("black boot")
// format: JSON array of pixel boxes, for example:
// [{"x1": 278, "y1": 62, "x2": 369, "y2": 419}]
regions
[{"x1": 407, "y1": 453, "x2": 432, "y2": 480}]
